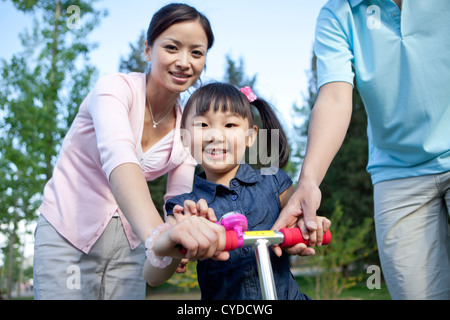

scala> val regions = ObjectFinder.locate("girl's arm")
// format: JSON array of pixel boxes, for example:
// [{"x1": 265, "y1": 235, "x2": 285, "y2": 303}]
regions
[{"x1": 279, "y1": 185, "x2": 295, "y2": 209}]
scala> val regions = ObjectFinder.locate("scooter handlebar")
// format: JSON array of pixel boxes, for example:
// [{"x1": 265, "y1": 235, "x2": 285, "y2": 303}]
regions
[
  {"x1": 178, "y1": 210, "x2": 331, "y2": 253},
  {"x1": 223, "y1": 228, "x2": 331, "y2": 251},
  {"x1": 279, "y1": 228, "x2": 331, "y2": 247}
]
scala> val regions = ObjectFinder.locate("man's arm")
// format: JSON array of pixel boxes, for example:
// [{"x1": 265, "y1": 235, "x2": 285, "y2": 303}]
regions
[{"x1": 272, "y1": 81, "x2": 353, "y2": 255}]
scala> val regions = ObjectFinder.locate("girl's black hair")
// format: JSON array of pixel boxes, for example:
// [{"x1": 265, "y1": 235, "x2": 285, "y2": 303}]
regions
[
  {"x1": 147, "y1": 3, "x2": 214, "y2": 50},
  {"x1": 182, "y1": 82, "x2": 290, "y2": 168}
]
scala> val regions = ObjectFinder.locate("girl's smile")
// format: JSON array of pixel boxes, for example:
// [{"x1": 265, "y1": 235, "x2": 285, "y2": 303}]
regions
[
  {"x1": 204, "y1": 145, "x2": 228, "y2": 160},
  {"x1": 201, "y1": 131, "x2": 236, "y2": 166},
  {"x1": 184, "y1": 108, "x2": 257, "y2": 185}
]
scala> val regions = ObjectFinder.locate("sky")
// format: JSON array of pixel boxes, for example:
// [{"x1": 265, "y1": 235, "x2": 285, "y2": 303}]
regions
[
  {"x1": 0, "y1": 0, "x2": 328, "y2": 129},
  {"x1": 0, "y1": 0, "x2": 328, "y2": 258}
]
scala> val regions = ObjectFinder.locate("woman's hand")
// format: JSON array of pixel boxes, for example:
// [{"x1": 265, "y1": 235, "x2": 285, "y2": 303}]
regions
[{"x1": 154, "y1": 215, "x2": 229, "y2": 262}]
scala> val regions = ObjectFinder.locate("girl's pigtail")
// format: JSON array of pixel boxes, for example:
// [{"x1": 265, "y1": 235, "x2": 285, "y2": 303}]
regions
[{"x1": 250, "y1": 98, "x2": 290, "y2": 169}]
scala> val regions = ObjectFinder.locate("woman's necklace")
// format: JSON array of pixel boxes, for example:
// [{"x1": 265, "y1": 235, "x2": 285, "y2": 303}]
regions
[{"x1": 146, "y1": 96, "x2": 173, "y2": 128}]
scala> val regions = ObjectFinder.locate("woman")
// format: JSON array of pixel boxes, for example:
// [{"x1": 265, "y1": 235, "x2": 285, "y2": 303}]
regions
[{"x1": 33, "y1": 3, "x2": 225, "y2": 300}]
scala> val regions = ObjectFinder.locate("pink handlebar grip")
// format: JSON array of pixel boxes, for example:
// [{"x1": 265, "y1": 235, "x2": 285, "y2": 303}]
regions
[{"x1": 280, "y1": 228, "x2": 331, "y2": 247}]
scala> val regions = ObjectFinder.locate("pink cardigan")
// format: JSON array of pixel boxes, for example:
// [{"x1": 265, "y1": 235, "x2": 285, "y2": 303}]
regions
[{"x1": 39, "y1": 73, "x2": 196, "y2": 253}]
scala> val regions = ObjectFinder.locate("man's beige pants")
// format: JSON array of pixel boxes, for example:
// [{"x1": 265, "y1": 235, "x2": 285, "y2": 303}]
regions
[{"x1": 374, "y1": 171, "x2": 450, "y2": 300}]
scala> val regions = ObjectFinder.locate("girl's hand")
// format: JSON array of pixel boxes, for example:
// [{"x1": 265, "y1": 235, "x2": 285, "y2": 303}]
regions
[
  {"x1": 170, "y1": 199, "x2": 219, "y2": 270},
  {"x1": 272, "y1": 215, "x2": 331, "y2": 257},
  {"x1": 271, "y1": 181, "x2": 322, "y2": 257},
  {"x1": 175, "y1": 259, "x2": 188, "y2": 273},
  {"x1": 173, "y1": 199, "x2": 217, "y2": 222},
  {"x1": 298, "y1": 215, "x2": 331, "y2": 247}
]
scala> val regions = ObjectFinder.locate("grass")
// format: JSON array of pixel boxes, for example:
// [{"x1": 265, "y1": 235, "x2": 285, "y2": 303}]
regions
[
  {"x1": 295, "y1": 275, "x2": 391, "y2": 300},
  {"x1": 9, "y1": 269, "x2": 391, "y2": 300},
  {"x1": 146, "y1": 275, "x2": 391, "y2": 300}
]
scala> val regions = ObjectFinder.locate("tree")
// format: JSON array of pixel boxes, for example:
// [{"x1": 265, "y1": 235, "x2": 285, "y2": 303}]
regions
[
  {"x1": 119, "y1": 30, "x2": 148, "y2": 74},
  {"x1": 223, "y1": 54, "x2": 257, "y2": 88},
  {"x1": 303, "y1": 202, "x2": 374, "y2": 299},
  {"x1": 0, "y1": 0, "x2": 106, "y2": 299},
  {"x1": 288, "y1": 52, "x2": 318, "y2": 179}
]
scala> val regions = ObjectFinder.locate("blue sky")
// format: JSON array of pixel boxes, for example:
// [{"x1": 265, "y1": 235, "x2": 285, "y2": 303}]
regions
[{"x1": 0, "y1": 0, "x2": 328, "y2": 131}]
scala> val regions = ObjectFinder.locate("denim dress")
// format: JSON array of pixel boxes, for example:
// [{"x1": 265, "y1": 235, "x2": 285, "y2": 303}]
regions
[{"x1": 166, "y1": 164, "x2": 310, "y2": 300}]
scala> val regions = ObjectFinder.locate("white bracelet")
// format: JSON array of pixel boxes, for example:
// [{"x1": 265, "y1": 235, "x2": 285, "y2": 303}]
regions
[{"x1": 145, "y1": 223, "x2": 173, "y2": 268}]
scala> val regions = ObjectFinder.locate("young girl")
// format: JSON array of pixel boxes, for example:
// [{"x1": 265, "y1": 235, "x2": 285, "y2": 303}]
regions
[
  {"x1": 33, "y1": 4, "x2": 228, "y2": 300},
  {"x1": 161, "y1": 82, "x2": 330, "y2": 300}
]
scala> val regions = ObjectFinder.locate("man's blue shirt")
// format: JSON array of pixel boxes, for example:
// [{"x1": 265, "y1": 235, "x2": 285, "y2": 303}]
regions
[
  {"x1": 314, "y1": 0, "x2": 450, "y2": 184},
  {"x1": 166, "y1": 164, "x2": 310, "y2": 300}
]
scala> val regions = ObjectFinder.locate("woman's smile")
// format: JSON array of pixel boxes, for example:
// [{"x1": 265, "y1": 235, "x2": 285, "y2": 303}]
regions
[{"x1": 169, "y1": 71, "x2": 192, "y2": 84}]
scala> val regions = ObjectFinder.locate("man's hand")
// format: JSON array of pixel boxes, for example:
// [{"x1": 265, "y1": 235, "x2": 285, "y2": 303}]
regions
[{"x1": 271, "y1": 180, "x2": 322, "y2": 257}]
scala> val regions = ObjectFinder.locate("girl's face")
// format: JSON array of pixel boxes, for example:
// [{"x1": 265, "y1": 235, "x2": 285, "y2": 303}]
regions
[
  {"x1": 183, "y1": 107, "x2": 257, "y2": 184},
  {"x1": 145, "y1": 20, "x2": 208, "y2": 94}
]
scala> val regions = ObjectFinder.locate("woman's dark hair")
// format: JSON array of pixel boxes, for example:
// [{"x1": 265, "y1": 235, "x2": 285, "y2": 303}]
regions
[
  {"x1": 182, "y1": 82, "x2": 290, "y2": 168},
  {"x1": 147, "y1": 3, "x2": 214, "y2": 50}
]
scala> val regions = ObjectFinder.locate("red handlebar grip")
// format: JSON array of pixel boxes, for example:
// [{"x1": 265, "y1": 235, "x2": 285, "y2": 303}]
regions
[
  {"x1": 280, "y1": 228, "x2": 331, "y2": 247},
  {"x1": 179, "y1": 230, "x2": 239, "y2": 254},
  {"x1": 223, "y1": 230, "x2": 239, "y2": 251},
  {"x1": 323, "y1": 230, "x2": 331, "y2": 245}
]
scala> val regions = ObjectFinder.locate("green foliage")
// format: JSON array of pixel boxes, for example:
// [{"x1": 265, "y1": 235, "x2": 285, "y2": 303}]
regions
[
  {"x1": 301, "y1": 202, "x2": 375, "y2": 299},
  {"x1": 119, "y1": 30, "x2": 148, "y2": 73},
  {"x1": 0, "y1": 0, "x2": 106, "y2": 299},
  {"x1": 289, "y1": 51, "x2": 317, "y2": 170},
  {"x1": 167, "y1": 261, "x2": 199, "y2": 292},
  {"x1": 147, "y1": 175, "x2": 168, "y2": 219},
  {"x1": 223, "y1": 54, "x2": 257, "y2": 88}
]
